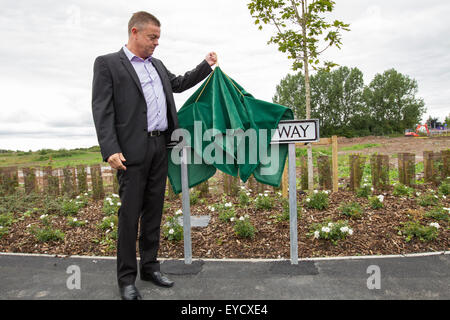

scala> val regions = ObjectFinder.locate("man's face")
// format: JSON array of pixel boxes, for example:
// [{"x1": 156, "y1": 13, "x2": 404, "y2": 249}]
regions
[{"x1": 133, "y1": 22, "x2": 160, "y2": 58}]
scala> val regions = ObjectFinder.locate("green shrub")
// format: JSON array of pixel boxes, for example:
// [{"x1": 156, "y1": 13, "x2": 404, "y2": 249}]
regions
[
  {"x1": 339, "y1": 202, "x2": 364, "y2": 219},
  {"x1": 163, "y1": 213, "x2": 183, "y2": 241},
  {"x1": 190, "y1": 190, "x2": 201, "y2": 205},
  {"x1": 398, "y1": 221, "x2": 440, "y2": 242},
  {"x1": 275, "y1": 198, "x2": 301, "y2": 222},
  {"x1": 233, "y1": 216, "x2": 256, "y2": 239},
  {"x1": 356, "y1": 185, "x2": 372, "y2": 198},
  {"x1": 30, "y1": 226, "x2": 65, "y2": 242},
  {"x1": 0, "y1": 212, "x2": 16, "y2": 227},
  {"x1": 102, "y1": 194, "x2": 121, "y2": 216},
  {"x1": 424, "y1": 207, "x2": 449, "y2": 221},
  {"x1": 61, "y1": 199, "x2": 80, "y2": 216},
  {"x1": 309, "y1": 220, "x2": 353, "y2": 245},
  {"x1": 369, "y1": 195, "x2": 384, "y2": 209},
  {"x1": 393, "y1": 184, "x2": 414, "y2": 197},
  {"x1": 98, "y1": 215, "x2": 118, "y2": 231},
  {"x1": 214, "y1": 201, "x2": 236, "y2": 222},
  {"x1": 438, "y1": 180, "x2": 449, "y2": 196},
  {"x1": 305, "y1": 191, "x2": 329, "y2": 210},
  {"x1": 67, "y1": 216, "x2": 87, "y2": 227},
  {"x1": 0, "y1": 226, "x2": 9, "y2": 239},
  {"x1": 254, "y1": 193, "x2": 274, "y2": 210},
  {"x1": 238, "y1": 190, "x2": 251, "y2": 206},
  {"x1": 417, "y1": 193, "x2": 440, "y2": 207}
]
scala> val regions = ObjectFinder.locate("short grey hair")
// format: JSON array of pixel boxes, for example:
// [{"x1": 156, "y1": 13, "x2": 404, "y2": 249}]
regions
[{"x1": 128, "y1": 11, "x2": 160, "y2": 36}]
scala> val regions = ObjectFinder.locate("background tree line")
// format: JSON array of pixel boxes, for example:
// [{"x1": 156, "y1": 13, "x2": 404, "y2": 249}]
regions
[{"x1": 273, "y1": 67, "x2": 426, "y2": 137}]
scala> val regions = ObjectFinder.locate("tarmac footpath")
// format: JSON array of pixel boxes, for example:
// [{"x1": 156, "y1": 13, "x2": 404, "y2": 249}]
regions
[{"x1": 0, "y1": 252, "x2": 449, "y2": 300}]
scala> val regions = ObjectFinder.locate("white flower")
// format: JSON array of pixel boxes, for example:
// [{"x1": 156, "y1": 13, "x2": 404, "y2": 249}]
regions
[
  {"x1": 225, "y1": 202, "x2": 233, "y2": 207},
  {"x1": 314, "y1": 190, "x2": 318, "y2": 194},
  {"x1": 84, "y1": 193, "x2": 88, "y2": 196},
  {"x1": 328, "y1": 222, "x2": 334, "y2": 227},
  {"x1": 348, "y1": 229, "x2": 354, "y2": 235},
  {"x1": 39, "y1": 214, "x2": 48, "y2": 219},
  {"x1": 258, "y1": 193, "x2": 263, "y2": 197},
  {"x1": 112, "y1": 194, "x2": 119, "y2": 198},
  {"x1": 26, "y1": 224, "x2": 32, "y2": 228},
  {"x1": 175, "y1": 209, "x2": 183, "y2": 216},
  {"x1": 377, "y1": 195, "x2": 384, "y2": 202},
  {"x1": 370, "y1": 187, "x2": 374, "y2": 191},
  {"x1": 306, "y1": 198, "x2": 311, "y2": 202},
  {"x1": 321, "y1": 227, "x2": 330, "y2": 233},
  {"x1": 340, "y1": 226, "x2": 349, "y2": 233},
  {"x1": 230, "y1": 217, "x2": 235, "y2": 222},
  {"x1": 240, "y1": 186, "x2": 246, "y2": 190},
  {"x1": 106, "y1": 229, "x2": 110, "y2": 234},
  {"x1": 168, "y1": 229, "x2": 174, "y2": 235},
  {"x1": 246, "y1": 192, "x2": 250, "y2": 196},
  {"x1": 110, "y1": 222, "x2": 114, "y2": 227},
  {"x1": 444, "y1": 207, "x2": 450, "y2": 212},
  {"x1": 239, "y1": 216, "x2": 245, "y2": 221},
  {"x1": 443, "y1": 195, "x2": 447, "y2": 199},
  {"x1": 264, "y1": 194, "x2": 268, "y2": 197},
  {"x1": 313, "y1": 231, "x2": 320, "y2": 239},
  {"x1": 208, "y1": 206, "x2": 215, "y2": 212},
  {"x1": 117, "y1": 202, "x2": 121, "y2": 206},
  {"x1": 324, "y1": 190, "x2": 330, "y2": 194},
  {"x1": 429, "y1": 222, "x2": 440, "y2": 229},
  {"x1": 244, "y1": 214, "x2": 249, "y2": 219},
  {"x1": 105, "y1": 197, "x2": 111, "y2": 201},
  {"x1": 73, "y1": 218, "x2": 78, "y2": 222},
  {"x1": 76, "y1": 195, "x2": 80, "y2": 199}
]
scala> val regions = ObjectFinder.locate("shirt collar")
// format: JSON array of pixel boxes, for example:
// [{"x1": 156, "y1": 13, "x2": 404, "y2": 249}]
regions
[{"x1": 123, "y1": 45, "x2": 152, "y2": 62}]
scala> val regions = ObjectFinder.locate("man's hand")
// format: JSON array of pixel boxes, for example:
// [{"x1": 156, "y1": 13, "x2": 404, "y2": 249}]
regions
[
  {"x1": 107, "y1": 153, "x2": 127, "y2": 171},
  {"x1": 205, "y1": 52, "x2": 218, "y2": 66}
]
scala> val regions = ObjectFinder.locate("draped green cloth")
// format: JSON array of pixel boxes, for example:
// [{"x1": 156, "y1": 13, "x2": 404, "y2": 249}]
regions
[{"x1": 167, "y1": 67, "x2": 294, "y2": 194}]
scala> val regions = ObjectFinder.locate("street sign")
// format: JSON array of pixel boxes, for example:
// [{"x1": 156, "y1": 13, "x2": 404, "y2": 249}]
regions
[{"x1": 271, "y1": 119, "x2": 320, "y2": 144}]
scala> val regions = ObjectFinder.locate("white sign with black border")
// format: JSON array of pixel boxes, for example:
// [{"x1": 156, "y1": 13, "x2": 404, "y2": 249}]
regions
[{"x1": 271, "y1": 119, "x2": 320, "y2": 144}]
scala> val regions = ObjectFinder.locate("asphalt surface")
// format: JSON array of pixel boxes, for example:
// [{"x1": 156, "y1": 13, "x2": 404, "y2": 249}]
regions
[{"x1": 0, "y1": 252, "x2": 449, "y2": 300}]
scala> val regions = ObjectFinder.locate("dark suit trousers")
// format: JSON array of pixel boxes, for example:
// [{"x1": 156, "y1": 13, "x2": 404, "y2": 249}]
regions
[{"x1": 116, "y1": 134, "x2": 167, "y2": 287}]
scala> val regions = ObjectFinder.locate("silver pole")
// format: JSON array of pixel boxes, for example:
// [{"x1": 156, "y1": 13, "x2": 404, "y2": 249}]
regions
[
  {"x1": 288, "y1": 143, "x2": 298, "y2": 264},
  {"x1": 181, "y1": 146, "x2": 192, "y2": 264}
]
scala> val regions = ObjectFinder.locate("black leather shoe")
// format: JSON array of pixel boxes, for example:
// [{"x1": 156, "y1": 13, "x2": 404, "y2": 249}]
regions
[
  {"x1": 119, "y1": 284, "x2": 142, "y2": 300},
  {"x1": 141, "y1": 271, "x2": 174, "y2": 287}
]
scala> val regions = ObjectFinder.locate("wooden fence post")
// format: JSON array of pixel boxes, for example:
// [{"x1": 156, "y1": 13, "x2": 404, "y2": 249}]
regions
[
  {"x1": 76, "y1": 165, "x2": 88, "y2": 194},
  {"x1": 398, "y1": 153, "x2": 415, "y2": 186},
  {"x1": 349, "y1": 154, "x2": 367, "y2": 191},
  {"x1": 317, "y1": 155, "x2": 332, "y2": 190},
  {"x1": 23, "y1": 167, "x2": 37, "y2": 194},
  {"x1": 442, "y1": 149, "x2": 450, "y2": 180},
  {"x1": 0, "y1": 166, "x2": 19, "y2": 195},
  {"x1": 62, "y1": 166, "x2": 76, "y2": 198},
  {"x1": 90, "y1": 164, "x2": 104, "y2": 200},
  {"x1": 370, "y1": 154, "x2": 389, "y2": 190}
]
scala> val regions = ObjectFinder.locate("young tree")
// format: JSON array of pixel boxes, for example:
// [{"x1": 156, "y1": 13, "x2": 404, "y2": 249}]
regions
[{"x1": 248, "y1": 0, "x2": 349, "y2": 191}]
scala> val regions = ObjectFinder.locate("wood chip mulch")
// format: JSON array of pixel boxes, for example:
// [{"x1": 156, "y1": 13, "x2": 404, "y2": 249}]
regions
[{"x1": 1, "y1": 184, "x2": 448, "y2": 259}]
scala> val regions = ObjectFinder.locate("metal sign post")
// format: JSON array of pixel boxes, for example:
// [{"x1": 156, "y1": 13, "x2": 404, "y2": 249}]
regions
[
  {"x1": 272, "y1": 119, "x2": 320, "y2": 265},
  {"x1": 180, "y1": 146, "x2": 192, "y2": 264}
]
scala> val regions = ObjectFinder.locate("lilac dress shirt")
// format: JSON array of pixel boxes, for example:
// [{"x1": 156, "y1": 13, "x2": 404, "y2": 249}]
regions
[{"x1": 123, "y1": 45, "x2": 168, "y2": 132}]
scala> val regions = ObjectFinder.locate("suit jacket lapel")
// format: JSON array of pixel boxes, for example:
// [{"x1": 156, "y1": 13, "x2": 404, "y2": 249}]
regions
[{"x1": 118, "y1": 48, "x2": 144, "y2": 97}]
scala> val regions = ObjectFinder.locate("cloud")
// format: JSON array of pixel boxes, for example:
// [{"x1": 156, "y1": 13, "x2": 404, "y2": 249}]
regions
[{"x1": 0, "y1": 0, "x2": 449, "y2": 151}]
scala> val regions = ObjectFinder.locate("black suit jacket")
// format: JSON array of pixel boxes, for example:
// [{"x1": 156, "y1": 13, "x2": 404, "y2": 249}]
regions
[{"x1": 92, "y1": 48, "x2": 212, "y2": 165}]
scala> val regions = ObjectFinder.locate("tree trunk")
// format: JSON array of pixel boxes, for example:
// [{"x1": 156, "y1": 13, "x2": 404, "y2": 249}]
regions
[{"x1": 301, "y1": 1, "x2": 314, "y2": 192}]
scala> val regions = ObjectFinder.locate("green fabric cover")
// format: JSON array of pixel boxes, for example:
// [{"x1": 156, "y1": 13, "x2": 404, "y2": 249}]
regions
[{"x1": 167, "y1": 67, "x2": 294, "y2": 194}]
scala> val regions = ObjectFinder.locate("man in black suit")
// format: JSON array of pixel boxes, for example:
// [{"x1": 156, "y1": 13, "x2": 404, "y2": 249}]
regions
[{"x1": 92, "y1": 11, "x2": 217, "y2": 300}]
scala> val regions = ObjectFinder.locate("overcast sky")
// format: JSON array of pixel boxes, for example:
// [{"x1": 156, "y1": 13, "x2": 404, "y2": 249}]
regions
[{"x1": 1, "y1": 0, "x2": 449, "y2": 151}]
